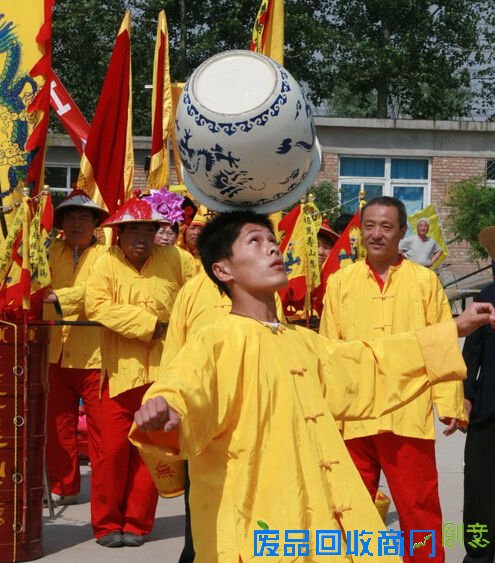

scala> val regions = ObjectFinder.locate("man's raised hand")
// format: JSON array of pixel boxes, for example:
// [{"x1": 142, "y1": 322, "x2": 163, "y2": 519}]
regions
[
  {"x1": 455, "y1": 302, "x2": 495, "y2": 337},
  {"x1": 134, "y1": 396, "x2": 180, "y2": 432}
]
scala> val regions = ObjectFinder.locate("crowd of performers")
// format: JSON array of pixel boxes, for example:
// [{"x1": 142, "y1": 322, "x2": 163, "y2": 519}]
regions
[{"x1": 43, "y1": 188, "x2": 495, "y2": 561}]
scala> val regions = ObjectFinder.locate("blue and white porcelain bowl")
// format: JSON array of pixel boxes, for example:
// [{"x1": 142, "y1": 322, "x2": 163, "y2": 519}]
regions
[{"x1": 175, "y1": 50, "x2": 321, "y2": 213}]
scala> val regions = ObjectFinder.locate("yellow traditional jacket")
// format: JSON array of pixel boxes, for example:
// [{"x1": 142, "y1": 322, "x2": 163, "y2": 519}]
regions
[
  {"x1": 44, "y1": 238, "x2": 108, "y2": 369},
  {"x1": 176, "y1": 246, "x2": 199, "y2": 280},
  {"x1": 162, "y1": 269, "x2": 285, "y2": 367},
  {"x1": 85, "y1": 245, "x2": 194, "y2": 398},
  {"x1": 130, "y1": 315, "x2": 465, "y2": 562},
  {"x1": 320, "y1": 258, "x2": 467, "y2": 440}
]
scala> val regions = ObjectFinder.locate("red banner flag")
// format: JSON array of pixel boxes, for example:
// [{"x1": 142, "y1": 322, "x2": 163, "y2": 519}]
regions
[
  {"x1": 50, "y1": 70, "x2": 90, "y2": 155},
  {"x1": 77, "y1": 12, "x2": 134, "y2": 214},
  {"x1": 312, "y1": 210, "x2": 363, "y2": 315},
  {"x1": 25, "y1": 0, "x2": 55, "y2": 197}
]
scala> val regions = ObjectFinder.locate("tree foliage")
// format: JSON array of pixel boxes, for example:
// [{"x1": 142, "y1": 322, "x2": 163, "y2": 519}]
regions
[
  {"x1": 318, "y1": 0, "x2": 495, "y2": 119},
  {"x1": 311, "y1": 181, "x2": 340, "y2": 225},
  {"x1": 51, "y1": 0, "x2": 495, "y2": 136},
  {"x1": 447, "y1": 178, "x2": 495, "y2": 259},
  {"x1": 51, "y1": 0, "x2": 127, "y2": 128}
]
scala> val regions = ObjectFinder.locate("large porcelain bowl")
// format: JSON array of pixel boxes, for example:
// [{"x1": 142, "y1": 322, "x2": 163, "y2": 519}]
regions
[{"x1": 175, "y1": 50, "x2": 321, "y2": 213}]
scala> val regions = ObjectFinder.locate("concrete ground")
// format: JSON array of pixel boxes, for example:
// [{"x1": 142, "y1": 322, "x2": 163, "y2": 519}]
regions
[{"x1": 34, "y1": 418, "x2": 467, "y2": 562}]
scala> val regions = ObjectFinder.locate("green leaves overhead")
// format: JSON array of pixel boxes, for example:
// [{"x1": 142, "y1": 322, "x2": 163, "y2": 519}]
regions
[{"x1": 51, "y1": 0, "x2": 495, "y2": 135}]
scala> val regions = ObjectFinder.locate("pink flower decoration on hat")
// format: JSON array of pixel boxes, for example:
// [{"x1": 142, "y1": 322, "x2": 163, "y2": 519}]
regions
[{"x1": 147, "y1": 189, "x2": 184, "y2": 223}]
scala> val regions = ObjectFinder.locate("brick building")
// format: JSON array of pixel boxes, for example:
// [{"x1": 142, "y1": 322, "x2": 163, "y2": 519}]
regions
[{"x1": 46, "y1": 117, "x2": 495, "y2": 283}]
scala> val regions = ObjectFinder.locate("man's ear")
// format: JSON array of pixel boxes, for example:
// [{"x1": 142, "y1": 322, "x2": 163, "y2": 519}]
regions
[
  {"x1": 400, "y1": 225, "x2": 407, "y2": 240},
  {"x1": 212, "y1": 259, "x2": 233, "y2": 284}
]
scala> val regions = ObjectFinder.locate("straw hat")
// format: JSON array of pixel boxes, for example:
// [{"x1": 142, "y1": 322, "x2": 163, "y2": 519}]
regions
[
  {"x1": 479, "y1": 226, "x2": 495, "y2": 259},
  {"x1": 54, "y1": 189, "x2": 109, "y2": 229},
  {"x1": 318, "y1": 220, "x2": 339, "y2": 245},
  {"x1": 175, "y1": 50, "x2": 321, "y2": 214}
]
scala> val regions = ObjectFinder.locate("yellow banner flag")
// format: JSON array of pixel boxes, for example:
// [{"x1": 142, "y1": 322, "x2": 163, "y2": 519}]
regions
[
  {"x1": 170, "y1": 82, "x2": 185, "y2": 186},
  {"x1": 29, "y1": 190, "x2": 53, "y2": 294},
  {"x1": 0, "y1": 196, "x2": 32, "y2": 312},
  {"x1": 0, "y1": 201, "x2": 24, "y2": 286},
  {"x1": 250, "y1": 0, "x2": 284, "y2": 65},
  {"x1": 278, "y1": 201, "x2": 321, "y2": 317},
  {"x1": 148, "y1": 10, "x2": 172, "y2": 189},
  {"x1": 0, "y1": 2, "x2": 53, "y2": 235}
]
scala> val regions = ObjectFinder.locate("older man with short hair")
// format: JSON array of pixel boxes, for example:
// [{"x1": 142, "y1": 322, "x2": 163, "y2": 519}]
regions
[
  {"x1": 400, "y1": 217, "x2": 443, "y2": 267},
  {"x1": 320, "y1": 196, "x2": 466, "y2": 563}
]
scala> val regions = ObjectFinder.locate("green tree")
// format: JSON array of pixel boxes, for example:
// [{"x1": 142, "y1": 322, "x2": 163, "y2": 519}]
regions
[
  {"x1": 51, "y1": 0, "x2": 330, "y2": 134},
  {"x1": 447, "y1": 177, "x2": 495, "y2": 259},
  {"x1": 311, "y1": 181, "x2": 340, "y2": 224},
  {"x1": 317, "y1": 0, "x2": 495, "y2": 119},
  {"x1": 51, "y1": 0, "x2": 127, "y2": 126}
]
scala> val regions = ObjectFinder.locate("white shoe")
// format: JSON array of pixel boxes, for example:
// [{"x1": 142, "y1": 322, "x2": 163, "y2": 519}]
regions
[{"x1": 51, "y1": 493, "x2": 78, "y2": 506}]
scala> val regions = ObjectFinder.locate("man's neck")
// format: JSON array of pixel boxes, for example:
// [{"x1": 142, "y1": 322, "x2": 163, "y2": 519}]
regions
[
  {"x1": 230, "y1": 290, "x2": 279, "y2": 323},
  {"x1": 67, "y1": 242, "x2": 90, "y2": 257},
  {"x1": 367, "y1": 254, "x2": 402, "y2": 278},
  {"x1": 127, "y1": 257, "x2": 148, "y2": 272},
  {"x1": 67, "y1": 236, "x2": 95, "y2": 256}
]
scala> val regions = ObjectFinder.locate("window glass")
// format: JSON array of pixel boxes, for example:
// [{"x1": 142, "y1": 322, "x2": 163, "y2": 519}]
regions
[
  {"x1": 391, "y1": 159, "x2": 428, "y2": 180},
  {"x1": 70, "y1": 167, "x2": 79, "y2": 188},
  {"x1": 340, "y1": 184, "x2": 383, "y2": 214},
  {"x1": 393, "y1": 186, "x2": 424, "y2": 218},
  {"x1": 45, "y1": 167, "x2": 68, "y2": 190},
  {"x1": 340, "y1": 157, "x2": 385, "y2": 178},
  {"x1": 487, "y1": 160, "x2": 495, "y2": 182}
]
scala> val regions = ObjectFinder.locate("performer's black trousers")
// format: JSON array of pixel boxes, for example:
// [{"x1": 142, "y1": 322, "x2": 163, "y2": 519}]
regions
[
  {"x1": 179, "y1": 462, "x2": 195, "y2": 563},
  {"x1": 464, "y1": 419, "x2": 495, "y2": 562}
]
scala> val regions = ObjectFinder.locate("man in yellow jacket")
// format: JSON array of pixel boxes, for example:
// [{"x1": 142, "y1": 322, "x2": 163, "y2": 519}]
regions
[
  {"x1": 320, "y1": 196, "x2": 467, "y2": 563},
  {"x1": 130, "y1": 211, "x2": 492, "y2": 562},
  {"x1": 158, "y1": 267, "x2": 285, "y2": 562},
  {"x1": 44, "y1": 190, "x2": 109, "y2": 507},
  {"x1": 85, "y1": 192, "x2": 194, "y2": 548}
]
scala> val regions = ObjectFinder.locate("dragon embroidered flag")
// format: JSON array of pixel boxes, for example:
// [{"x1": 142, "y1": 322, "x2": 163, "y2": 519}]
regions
[
  {"x1": 312, "y1": 209, "x2": 364, "y2": 315},
  {"x1": 0, "y1": 1, "x2": 54, "y2": 237},
  {"x1": 29, "y1": 189, "x2": 52, "y2": 299},
  {"x1": 77, "y1": 12, "x2": 134, "y2": 214},
  {"x1": 148, "y1": 10, "x2": 172, "y2": 189},
  {"x1": 278, "y1": 201, "x2": 321, "y2": 317},
  {"x1": 250, "y1": 0, "x2": 284, "y2": 65}
]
